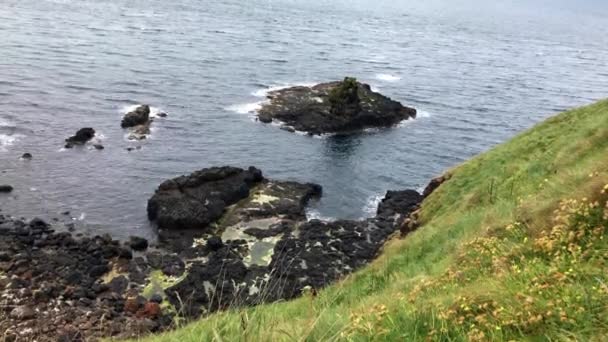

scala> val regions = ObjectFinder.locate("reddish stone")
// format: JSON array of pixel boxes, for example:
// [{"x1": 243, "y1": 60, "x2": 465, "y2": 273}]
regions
[
  {"x1": 136, "y1": 302, "x2": 161, "y2": 319},
  {"x1": 124, "y1": 297, "x2": 140, "y2": 314}
]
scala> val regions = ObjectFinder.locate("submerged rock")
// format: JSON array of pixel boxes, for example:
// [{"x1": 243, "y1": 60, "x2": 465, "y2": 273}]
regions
[
  {"x1": 65, "y1": 128, "x2": 95, "y2": 148},
  {"x1": 21, "y1": 153, "x2": 32, "y2": 159},
  {"x1": 121, "y1": 105, "x2": 150, "y2": 128},
  {"x1": 257, "y1": 77, "x2": 416, "y2": 135}
]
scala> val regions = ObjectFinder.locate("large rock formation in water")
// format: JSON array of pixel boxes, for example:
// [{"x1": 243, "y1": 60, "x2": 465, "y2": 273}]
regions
[{"x1": 257, "y1": 77, "x2": 416, "y2": 135}]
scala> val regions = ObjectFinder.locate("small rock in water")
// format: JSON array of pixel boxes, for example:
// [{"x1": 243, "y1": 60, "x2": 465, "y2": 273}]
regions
[
  {"x1": 129, "y1": 236, "x2": 149, "y2": 251},
  {"x1": 121, "y1": 105, "x2": 150, "y2": 128},
  {"x1": 0, "y1": 185, "x2": 13, "y2": 193},
  {"x1": 93, "y1": 144, "x2": 104, "y2": 150},
  {"x1": 21, "y1": 153, "x2": 32, "y2": 159},
  {"x1": 157, "y1": 112, "x2": 168, "y2": 118},
  {"x1": 65, "y1": 128, "x2": 95, "y2": 148},
  {"x1": 9, "y1": 305, "x2": 36, "y2": 320}
]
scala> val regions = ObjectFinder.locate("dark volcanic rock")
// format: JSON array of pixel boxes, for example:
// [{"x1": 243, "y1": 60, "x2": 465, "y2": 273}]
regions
[
  {"x1": 0, "y1": 185, "x2": 13, "y2": 193},
  {"x1": 121, "y1": 105, "x2": 150, "y2": 128},
  {"x1": 257, "y1": 77, "x2": 416, "y2": 135},
  {"x1": 147, "y1": 166, "x2": 264, "y2": 231},
  {"x1": 129, "y1": 236, "x2": 149, "y2": 251},
  {"x1": 376, "y1": 189, "x2": 423, "y2": 226},
  {"x1": 65, "y1": 128, "x2": 95, "y2": 148},
  {"x1": 0, "y1": 216, "x2": 158, "y2": 341}
]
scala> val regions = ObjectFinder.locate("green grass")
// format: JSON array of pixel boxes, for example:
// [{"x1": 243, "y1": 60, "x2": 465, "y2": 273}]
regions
[{"x1": 139, "y1": 99, "x2": 608, "y2": 341}]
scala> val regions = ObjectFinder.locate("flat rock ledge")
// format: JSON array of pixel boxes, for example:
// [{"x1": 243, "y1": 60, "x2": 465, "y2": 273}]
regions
[{"x1": 257, "y1": 77, "x2": 416, "y2": 135}]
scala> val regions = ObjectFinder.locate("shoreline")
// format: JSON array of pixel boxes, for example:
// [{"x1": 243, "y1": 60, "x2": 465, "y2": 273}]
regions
[{"x1": 0, "y1": 167, "x2": 440, "y2": 341}]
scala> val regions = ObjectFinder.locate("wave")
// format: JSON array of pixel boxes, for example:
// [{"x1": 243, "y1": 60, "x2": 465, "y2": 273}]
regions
[
  {"x1": 0, "y1": 134, "x2": 23, "y2": 152},
  {"x1": 226, "y1": 102, "x2": 264, "y2": 115},
  {"x1": 305, "y1": 208, "x2": 335, "y2": 222},
  {"x1": 362, "y1": 194, "x2": 383, "y2": 218},
  {"x1": 375, "y1": 73, "x2": 401, "y2": 82},
  {"x1": 251, "y1": 82, "x2": 316, "y2": 98}
]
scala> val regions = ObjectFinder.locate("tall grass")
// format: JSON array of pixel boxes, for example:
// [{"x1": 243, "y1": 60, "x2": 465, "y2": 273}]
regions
[{"x1": 137, "y1": 99, "x2": 608, "y2": 341}]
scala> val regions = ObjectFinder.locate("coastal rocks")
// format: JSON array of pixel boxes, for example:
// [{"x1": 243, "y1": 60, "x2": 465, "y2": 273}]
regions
[
  {"x1": 65, "y1": 128, "x2": 95, "y2": 148},
  {"x1": 0, "y1": 216, "x2": 168, "y2": 341},
  {"x1": 0, "y1": 185, "x2": 13, "y2": 193},
  {"x1": 121, "y1": 105, "x2": 161, "y2": 141},
  {"x1": 121, "y1": 105, "x2": 150, "y2": 128},
  {"x1": 376, "y1": 189, "x2": 423, "y2": 226},
  {"x1": 147, "y1": 166, "x2": 264, "y2": 231},
  {"x1": 147, "y1": 166, "x2": 422, "y2": 319},
  {"x1": 129, "y1": 236, "x2": 149, "y2": 251},
  {"x1": 21, "y1": 153, "x2": 32, "y2": 159},
  {"x1": 257, "y1": 77, "x2": 416, "y2": 135}
]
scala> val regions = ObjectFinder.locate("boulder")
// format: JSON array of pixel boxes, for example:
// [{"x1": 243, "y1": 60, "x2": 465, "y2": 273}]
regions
[
  {"x1": 147, "y1": 166, "x2": 264, "y2": 231},
  {"x1": 21, "y1": 153, "x2": 32, "y2": 159},
  {"x1": 121, "y1": 105, "x2": 150, "y2": 128},
  {"x1": 129, "y1": 236, "x2": 149, "y2": 251},
  {"x1": 65, "y1": 128, "x2": 95, "y2": 148},
  {"x1": 376, "y1": 190, "x2": 422, "y2": 220},
  {"x1": 0, "y1": 185, "x2": 13, "y2": 193},
  {"x1": 257, "y1": 77, "x2": 416, "y2": 135}
]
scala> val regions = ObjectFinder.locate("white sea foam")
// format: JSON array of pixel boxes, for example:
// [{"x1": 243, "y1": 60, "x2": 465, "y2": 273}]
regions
[
  {"x1": 0, "y1": 134, "x2": 23, "y2": 152},
  {"x1": 251, "y1": 82, "x2": 316, "y2": 98},
  {"x1": 375, "y1": 73, "x2": 401, "y2": 82},
  {"x1": 417, "y1": 109, "x2": 432, "y2": 118},
  {"x1": 226, "y1": 102, "x2": 264, "y2": 114},
  {"x1": 362, "y1": 194, "x2": 383, "y2": 217},
  {"x1": 305, "y1": 208, "x2": 335, "y2": 221}
]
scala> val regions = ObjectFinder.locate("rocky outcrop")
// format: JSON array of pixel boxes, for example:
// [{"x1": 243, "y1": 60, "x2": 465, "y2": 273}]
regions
[
  {"x1": 147, "y1": 166, "x2": 265, "y2": 231},
  {"x1": 145, "y1": 166, "x2": 423, "y2": 319},
  {"x1": 121, "y1": 105, "x2": 150, "y2": 128},
  {"x1": 65, "y1": 127, "x2": 95, "y2": 148},
  {"x1": 121, "y1": 105, "x2": 159, "y2": 141},
  {"x1": 257, "y1": 77, "x2": 416, "y2": 135}
]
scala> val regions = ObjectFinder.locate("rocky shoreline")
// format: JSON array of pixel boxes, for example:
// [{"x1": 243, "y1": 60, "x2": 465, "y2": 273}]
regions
[{"x1": 0, "y1": 166, "x2": 447, "y2": 341}]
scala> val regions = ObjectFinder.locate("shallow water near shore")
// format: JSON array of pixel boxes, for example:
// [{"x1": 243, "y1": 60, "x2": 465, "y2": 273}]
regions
[{"x1": 1, "y1": 0, "x2": 607, "y2": 240}]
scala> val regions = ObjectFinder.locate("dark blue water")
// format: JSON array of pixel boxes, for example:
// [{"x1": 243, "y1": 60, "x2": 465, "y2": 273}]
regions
[{"x1": 1, "y1": 0, "x2": 607, "y2": 239}]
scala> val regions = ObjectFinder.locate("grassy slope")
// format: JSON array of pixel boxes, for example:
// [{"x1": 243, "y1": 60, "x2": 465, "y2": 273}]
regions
[{"x1": 141, "y1": 100, "x2": 608, "y2": 341}]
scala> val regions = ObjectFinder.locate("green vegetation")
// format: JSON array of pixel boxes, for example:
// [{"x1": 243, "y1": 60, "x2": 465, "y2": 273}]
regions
[
  {"x1": 140, "y1": 100, "x2": 608, "y2": 341},
  {"x1": 329, "y1": 77, "x2": 359, "y2": 114}
]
